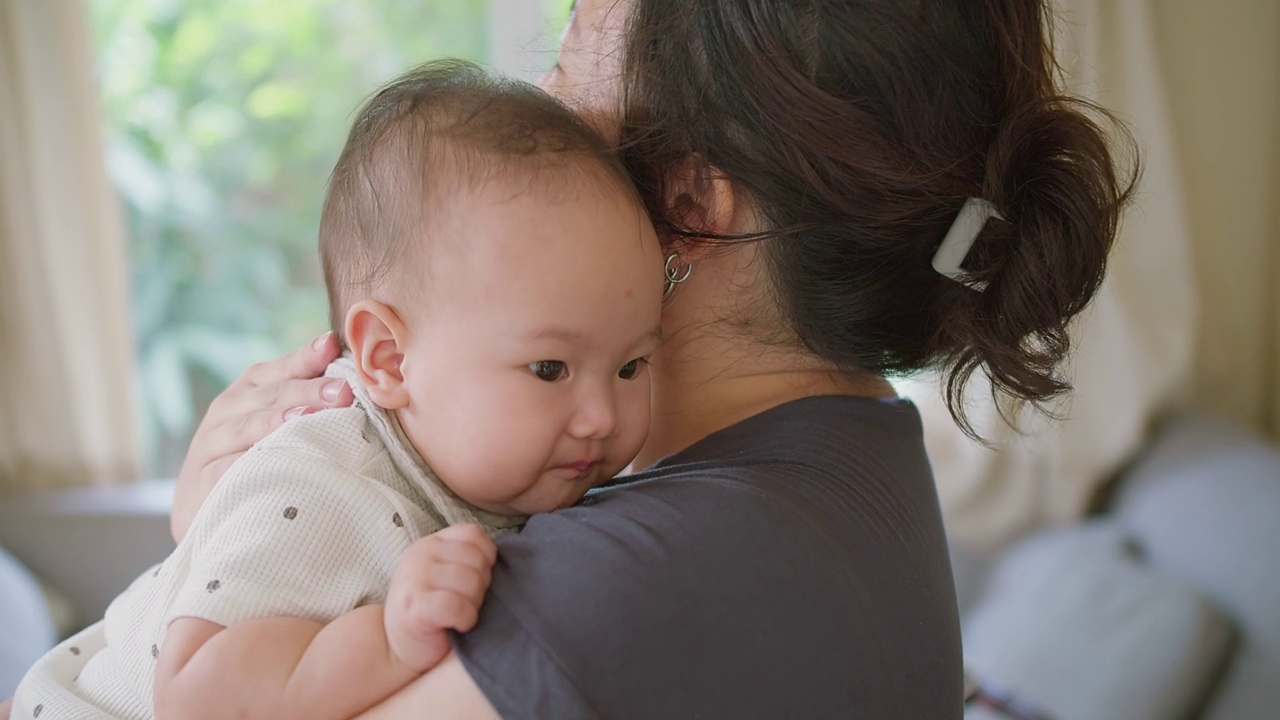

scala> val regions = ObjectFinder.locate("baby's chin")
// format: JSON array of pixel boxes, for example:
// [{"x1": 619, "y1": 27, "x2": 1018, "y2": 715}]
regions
[
  {"x1": 459, "y1": 486, "x2": 577, "y2": 517},
  {"x1": 508, "y1": 487, "x2": 594, "y2": 516}
]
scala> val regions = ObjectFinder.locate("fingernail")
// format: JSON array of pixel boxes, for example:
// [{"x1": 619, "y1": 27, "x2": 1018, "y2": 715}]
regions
[
  {"x1": 322, "y1": 380, "x2": 346, "y2": 402},
  {"x1": 284, "y1": 406, "x2": 313, "y2": 420},
  {"x1": 312, "y1": 331, "x2": 333, "y2": 352}
]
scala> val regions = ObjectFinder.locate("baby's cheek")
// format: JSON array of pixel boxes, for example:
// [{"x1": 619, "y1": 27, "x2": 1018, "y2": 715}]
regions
[
  {"x1": 614, "y1": 385, "x2": 653, "y2": 466},
  {"x1": 405, "y1": 406, "x2": 491, "y2": 483},
  {"x1": 451, "y1": 417, "x2": 545, "y2": 502}
]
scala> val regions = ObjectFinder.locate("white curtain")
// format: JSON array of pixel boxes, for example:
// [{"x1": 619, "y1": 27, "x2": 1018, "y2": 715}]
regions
[{"x1": 0, "y1": 0, "x2": 138, "y2": 494}]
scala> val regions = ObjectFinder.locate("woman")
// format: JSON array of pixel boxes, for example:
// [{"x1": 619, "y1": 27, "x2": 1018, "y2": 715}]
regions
[{"x1": 172, "y1": 0, "x2": 1133, "y2": 716}]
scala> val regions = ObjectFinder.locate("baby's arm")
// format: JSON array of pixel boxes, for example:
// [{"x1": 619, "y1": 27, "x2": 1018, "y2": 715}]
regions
[
  {"x1": 154, "y1": 525, "x2": 496, "y2": 720},
  {"x1": 155, "y1": 609, "x2": 408, "y2": 720}
]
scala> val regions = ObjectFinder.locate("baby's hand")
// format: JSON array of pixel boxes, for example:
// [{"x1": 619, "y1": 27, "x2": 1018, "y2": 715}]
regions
[{"x1": 385, "y1": 523, "x2": 497, "y2": 672}]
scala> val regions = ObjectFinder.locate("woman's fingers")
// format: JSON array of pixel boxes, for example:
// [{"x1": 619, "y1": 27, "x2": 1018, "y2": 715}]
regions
[
  {"x1": 240, "y1": 331, "x2": 341, "y2": 388},
  {"x1": 172, "y1": 334, "x2": 352, "y2": 543},
  {"x1": 181, "y1": 383, "x2": 348, "y2": 491},
  {"x1": 260, "y1": 376, "x2": 355, "y2": 418}
]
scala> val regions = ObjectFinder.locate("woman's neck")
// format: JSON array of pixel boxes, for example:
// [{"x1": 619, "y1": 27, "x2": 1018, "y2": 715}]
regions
[{"x1": 632, "y1": 325, "x2": 896, "y2": 470}]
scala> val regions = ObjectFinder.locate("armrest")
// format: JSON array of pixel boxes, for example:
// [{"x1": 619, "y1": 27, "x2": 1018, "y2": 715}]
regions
[{"x1": 0, "y1": 481, "x2": 176, "y2": 630}]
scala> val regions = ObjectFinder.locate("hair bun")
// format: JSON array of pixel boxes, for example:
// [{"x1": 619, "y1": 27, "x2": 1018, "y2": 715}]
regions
[{"x1": 937, "y1": 96, "x2": 1139, "y2": 429}]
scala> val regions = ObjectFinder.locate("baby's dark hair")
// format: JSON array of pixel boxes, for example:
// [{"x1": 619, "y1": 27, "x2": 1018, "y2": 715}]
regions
[
  {"x1": 320, "y1": 59, "x2": 633, "y2": 343},
  {"x1": 617, "y1": 0, "x2": 1140, "y2": 436}
]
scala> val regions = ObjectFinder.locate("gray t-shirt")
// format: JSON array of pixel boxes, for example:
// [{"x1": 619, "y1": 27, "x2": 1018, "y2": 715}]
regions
[{"x1": 452, "y1": 395, "x2": 963, "y2": 718}]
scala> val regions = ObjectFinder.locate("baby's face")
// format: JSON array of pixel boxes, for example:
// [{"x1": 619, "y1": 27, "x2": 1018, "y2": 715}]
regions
[{"x1": 393, "y1": 170, "x2": 664, "y2": 516}]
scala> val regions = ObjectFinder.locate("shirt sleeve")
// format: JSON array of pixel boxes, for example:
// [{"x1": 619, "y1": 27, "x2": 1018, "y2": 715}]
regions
[{"x1": 167, "y1": 447, "x2": 413, "y2": 628}]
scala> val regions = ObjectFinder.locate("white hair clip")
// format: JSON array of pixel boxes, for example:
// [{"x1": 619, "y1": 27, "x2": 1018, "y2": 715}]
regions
[{"x1": 932, "y1": 197, "x2": 1003, "y2": 292}]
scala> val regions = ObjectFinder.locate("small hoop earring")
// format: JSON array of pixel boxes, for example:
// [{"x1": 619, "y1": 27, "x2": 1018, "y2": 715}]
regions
[{"x1": 663, "y1": 252, "x2": 693, "y2": 301}]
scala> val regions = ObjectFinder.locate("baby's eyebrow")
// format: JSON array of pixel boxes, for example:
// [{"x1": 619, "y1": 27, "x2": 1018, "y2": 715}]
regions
[
  {"x1": 629, "y1": 326, "x2": 662, "y2": 352},
  {"x1": 520, "y1": 324, "x2": 661, "y2": 348},
  {"x1": 522, "y1": 326, "x2": 585, "y2": 343}
]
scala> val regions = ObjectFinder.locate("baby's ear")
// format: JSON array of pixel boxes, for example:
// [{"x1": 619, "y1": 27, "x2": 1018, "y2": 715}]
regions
[{"x1": 344, "y1": 300, "x2": 409, "y2": 409}]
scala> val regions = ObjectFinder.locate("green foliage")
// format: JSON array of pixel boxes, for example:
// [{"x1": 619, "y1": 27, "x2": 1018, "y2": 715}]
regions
[{"x1": 90, "y1": 0, "x2": 493, "y2": 475}]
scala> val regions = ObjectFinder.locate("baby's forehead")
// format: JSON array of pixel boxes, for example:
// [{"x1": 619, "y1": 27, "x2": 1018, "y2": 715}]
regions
[
  {"x1": 415, "y1": 155, "x2": 641, "y2": 249},
  {"x1": 402, "y1": 165, "x2": 656, "y2": 303}
]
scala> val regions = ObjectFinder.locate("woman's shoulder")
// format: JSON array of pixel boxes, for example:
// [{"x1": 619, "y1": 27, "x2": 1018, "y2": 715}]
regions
[
  {"x1": 453, "y1": 395, "x2": 964, "y2": 718},
  {"x1": 517, "y1": 395, "x2": 950, "y2": 597},
  {"x1": 587, "y1": 395, "x2": 946, "y2": 550}
]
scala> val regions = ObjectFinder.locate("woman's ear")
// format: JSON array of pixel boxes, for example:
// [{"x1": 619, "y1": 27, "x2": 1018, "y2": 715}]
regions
[
  {"x1": 666, "y1": 156, "x2": 739, "y2": 257},
  {"x1": 344, "y1": 300, "x2": 410, "y2": 409}
]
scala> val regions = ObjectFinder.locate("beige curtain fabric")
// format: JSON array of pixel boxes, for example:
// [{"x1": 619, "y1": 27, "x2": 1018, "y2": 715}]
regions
[
  {"x1": 0, "y1": 0, "x2": 138, "y2": 494},
  {"x1": 1153, "y1": 1, "x2": 1280, "y2": 441},
  {"x1": 913, "y1": 0, "x2": 1280, "y2": 553}
]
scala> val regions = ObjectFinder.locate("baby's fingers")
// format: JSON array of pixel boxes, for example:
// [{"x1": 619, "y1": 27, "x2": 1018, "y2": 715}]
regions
[
  {"x1": 417, "y1": 535, "x2": 495, "y2": 573},
  {"x1": 416, "y1": 589, "x2": 482, "y2": 634},
  {"x1": 432, "y1": 524, "x2": 498, "y2": 566},
  {"x1": 426, "y1": 562, "x2": 492, "y2": 603}
]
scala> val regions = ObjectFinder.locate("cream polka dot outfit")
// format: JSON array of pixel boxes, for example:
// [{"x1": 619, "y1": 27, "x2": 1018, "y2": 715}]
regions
[{"x1": 12, "y1": 358, "x2": 523, "y2": 719}]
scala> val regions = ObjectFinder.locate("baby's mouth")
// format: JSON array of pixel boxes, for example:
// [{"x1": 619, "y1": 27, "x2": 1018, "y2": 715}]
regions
[{"x1": 557, "y1": 459, "x2": 600, "y2": 474}]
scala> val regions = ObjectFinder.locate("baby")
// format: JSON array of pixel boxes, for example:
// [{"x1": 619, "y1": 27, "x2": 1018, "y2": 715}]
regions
[{"x1": 11, "y1": 60, "x2": 663, "y2": 719}]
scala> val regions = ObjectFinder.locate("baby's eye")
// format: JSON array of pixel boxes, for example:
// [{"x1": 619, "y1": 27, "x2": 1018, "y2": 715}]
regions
[
  {"x1": 618, "y1": 358, "x2": 645, "y2": 380},
  {"x1": 529, "y1": 360, "x2": 568, "y2": 382}
]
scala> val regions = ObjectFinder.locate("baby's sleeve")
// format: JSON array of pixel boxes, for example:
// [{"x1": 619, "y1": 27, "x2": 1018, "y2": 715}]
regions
[{"x1": 165, "y1": 447, "x2": 414, "y2": 629}]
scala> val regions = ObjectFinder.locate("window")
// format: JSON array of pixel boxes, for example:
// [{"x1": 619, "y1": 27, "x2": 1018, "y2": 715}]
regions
[{"x1": 90, "y1": 0, "x2": 571, "y2": 476}]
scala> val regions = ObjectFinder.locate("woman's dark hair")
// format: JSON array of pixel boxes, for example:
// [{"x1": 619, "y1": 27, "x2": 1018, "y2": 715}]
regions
[{"x1": 616, "y1": 0, "x2": 1138, "y2": 435}]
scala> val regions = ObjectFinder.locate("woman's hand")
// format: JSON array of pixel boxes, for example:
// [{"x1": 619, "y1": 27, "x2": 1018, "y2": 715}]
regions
[
  {"x1": 384, "y1": 525, "x2": 498, "y2": 673},
  {"x1": 172, "y1": 332, "x2": 354, "y2": 542}
]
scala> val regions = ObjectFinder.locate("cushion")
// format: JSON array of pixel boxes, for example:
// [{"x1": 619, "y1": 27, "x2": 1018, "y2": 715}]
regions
[{"x1": 962, "y1": 521, "x2": 1234, "y2": 720}]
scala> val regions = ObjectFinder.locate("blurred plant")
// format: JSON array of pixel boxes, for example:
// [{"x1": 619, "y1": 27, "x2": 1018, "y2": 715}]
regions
[{"x1": 90, "y1": 0, "x2": 491, "y2": 476}]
